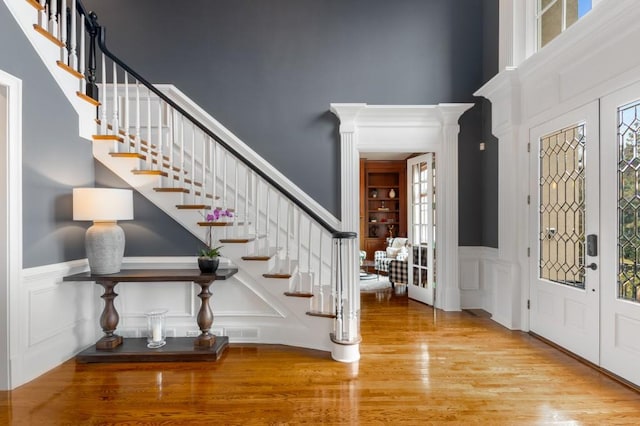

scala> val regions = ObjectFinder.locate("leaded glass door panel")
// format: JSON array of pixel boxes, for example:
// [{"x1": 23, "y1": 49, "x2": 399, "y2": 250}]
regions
[
  {"x1": 407, "y1": 153, "x2": 435, "y2": 306},
  {"x1": 529, "y1": 101, "x2": 600, "y2": 364},
  {"x1": 601, "y1": 83, "x2": 640, "y2": 386}
]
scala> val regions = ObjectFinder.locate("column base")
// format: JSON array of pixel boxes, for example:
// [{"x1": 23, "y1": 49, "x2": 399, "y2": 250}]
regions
[{"x1": 331, "y1": 341, "x2": 360, "y2": 363}]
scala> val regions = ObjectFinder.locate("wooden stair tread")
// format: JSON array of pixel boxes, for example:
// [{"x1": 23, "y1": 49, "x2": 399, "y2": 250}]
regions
[
  {"x1": 176, "y1": 205, "x2": 211, "y2": 210},
  {"x1": 284, "y1": 292, "x2": 313, "y2": 298},
  {"x1": 33, "y1": 24, "x2": 64, "y2": 48},
  {"x1": 132, "y1": 169, "x2": 168, "y2": 177},
  {"x1": 154, "y1": 187, "x2": 189, "y2": 193},
  {"x1": 56, "y1": 61, "x2": 83, "y2": 79},
  {"x1": 306, "y1": 311, "x2": 336, "y2": 319},
  {"x1": 194, "y1": 191, "x2": 219, "y2": 200},
  {"x1": 197, "y1": 221, "x2": 244, "y2": 227},
  {"x1": 219, "y1": 238, "x2": 256, "y2": 244},
  {"x1": 96, "y1": 120, "x2": 158, "y2": 151},
  {"x1": 263, "y1": 273, "x2": 292, "y2": 279},
  {"x1": 93, "y1": 134, "x2": 124, "y2": 143},
  {"x1": 76, "y1": 91, "x2": 100, "y2": 107},
  {"x1": 152, "y1": 159, "x2": 187, "y2": 174},
  {"x1": 241, "y1": 249, "x2": 278, "y2": 261},
  {"x1": 26, "y1": 0, "x2": 44, "y2": 11},
  {"x1": 110, "y1": 152, "x2": 145, "y2": 160}
]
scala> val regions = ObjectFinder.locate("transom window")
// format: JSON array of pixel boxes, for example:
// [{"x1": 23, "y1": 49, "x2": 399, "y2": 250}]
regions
[{"x1": 537, "y1": 0, "x2": 592, "y2": 48}]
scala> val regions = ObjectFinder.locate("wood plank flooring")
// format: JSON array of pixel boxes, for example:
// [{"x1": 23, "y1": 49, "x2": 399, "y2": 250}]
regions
[{"x1": 1, "y1": 287, "x2": 639, "y2": 425}]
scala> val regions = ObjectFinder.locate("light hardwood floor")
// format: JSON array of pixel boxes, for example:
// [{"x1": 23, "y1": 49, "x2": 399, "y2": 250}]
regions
[{"x1": 1, "y1": 287, "x2": 639, "y2": 425}]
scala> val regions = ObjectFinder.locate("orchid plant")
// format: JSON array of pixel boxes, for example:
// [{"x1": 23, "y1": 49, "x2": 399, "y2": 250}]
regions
[{"x1": 199, "y1": 208, "x2": 234, "y2": 258}]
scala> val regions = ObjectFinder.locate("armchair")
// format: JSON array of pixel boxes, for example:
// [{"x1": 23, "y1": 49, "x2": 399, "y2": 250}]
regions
[
  {"x1": 374, "y1": 237, "x2": 409, "y2": 276},
  {"x1": 388, "y1": 246, "x2": 429, "y2": 288}
]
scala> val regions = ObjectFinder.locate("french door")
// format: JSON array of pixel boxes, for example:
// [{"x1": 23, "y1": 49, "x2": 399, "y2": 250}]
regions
[
  {"x1": 407, "y1": 153, "x2": 436, "y2": 305},
  {"x1": 529, "y1": 101, "x2": 600, "y2": 364},
  {"x1": 600, "y1": 82, "x2": 640, "y2": 386},
  {"x1": 530, "y1": 89, "x2": 640, "y2": 386}
]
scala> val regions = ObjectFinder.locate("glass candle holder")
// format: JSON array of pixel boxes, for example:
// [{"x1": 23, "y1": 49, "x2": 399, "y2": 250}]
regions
[{"x1": 145, "y1": 309, "x2": 168, "y2": 348}]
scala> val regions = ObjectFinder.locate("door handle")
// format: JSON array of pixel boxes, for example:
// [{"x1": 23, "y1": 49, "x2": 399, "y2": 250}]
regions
[{"x1": 583, "y1": 263, "x2": 598, "y2": 271}]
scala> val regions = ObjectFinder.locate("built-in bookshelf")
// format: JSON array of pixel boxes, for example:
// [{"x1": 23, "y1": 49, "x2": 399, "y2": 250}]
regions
[{"x1": 359, "y1": 160, "x2": 406, "y2": 258}]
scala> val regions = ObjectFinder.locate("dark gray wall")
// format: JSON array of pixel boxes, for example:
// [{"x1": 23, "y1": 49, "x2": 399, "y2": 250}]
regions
[
  {"x1": 481, "y1": 0, "x2": 499, "y2": 248},
  {"x1": 1, "y1": 2, "x2": 92, "y2": 267},
  {"x1": 84, "y1": 0, "x2": 499, "y2": 246}
]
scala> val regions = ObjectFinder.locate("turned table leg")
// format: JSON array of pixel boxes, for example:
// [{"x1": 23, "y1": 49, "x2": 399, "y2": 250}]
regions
[
  {"x1": 95, "y1": 280, "x2": 123, "y2": 350},
  {"x1": 194, "y1": 280, "x2": 216, "y2": 348}
]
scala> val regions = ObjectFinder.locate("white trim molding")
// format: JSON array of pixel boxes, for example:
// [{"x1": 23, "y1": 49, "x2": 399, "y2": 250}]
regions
[
  {"x1": 0, "y1": 69, "x2": 23, "y2": 390},
  {"x1": 330, "y1": 103, "x2": 473, "y2": 312}
]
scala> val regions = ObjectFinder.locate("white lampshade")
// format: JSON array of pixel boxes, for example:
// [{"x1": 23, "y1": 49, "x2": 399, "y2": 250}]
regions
[
  {"x1": 73, "y1": 188, "x2": 133, "y2": 221},
  {"x1": 73, "y1": 188, "x2": 134, "y2": 275}
]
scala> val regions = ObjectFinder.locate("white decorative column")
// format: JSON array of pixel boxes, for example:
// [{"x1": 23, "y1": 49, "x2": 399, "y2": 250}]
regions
[
  {"x1": 475, "y1": 69, "x2": 525, "y2": 330},
  {"x1": 329, "y1": 103, "x2": 365, "y2": 363},
  {"x1": 438, "y1": 104, "x2": 473, "y2": 312}
]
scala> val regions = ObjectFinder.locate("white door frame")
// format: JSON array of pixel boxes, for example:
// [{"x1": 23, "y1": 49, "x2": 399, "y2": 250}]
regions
[
  {"x1": 0, "y1": 69, "x2": 23, "y2": 390},
  {"x1": 331, "y1": 103, "x2": 472, "y2": 311}
]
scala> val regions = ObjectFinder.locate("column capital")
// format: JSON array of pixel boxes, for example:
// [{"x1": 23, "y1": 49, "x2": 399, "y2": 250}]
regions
[{"x1": 330, "y1": 103, "x2": 367, "y2": 134}]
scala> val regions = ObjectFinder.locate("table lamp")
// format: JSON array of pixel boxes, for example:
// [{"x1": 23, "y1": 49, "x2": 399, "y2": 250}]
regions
[{"x1": 73, "y1": 188, "x2": 134, "y2": 274}]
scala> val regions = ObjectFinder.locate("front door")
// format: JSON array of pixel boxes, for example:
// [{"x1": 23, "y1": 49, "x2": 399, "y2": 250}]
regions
[
  {"x1": 600, "y1": 82, "x2": 640, "y2": 385},
  {"x1": 407, "y1": 153, "x2": 436, "y2": 305},
  {"x1": 529, "y1": 102, "x2": 600, "y2": 364}
]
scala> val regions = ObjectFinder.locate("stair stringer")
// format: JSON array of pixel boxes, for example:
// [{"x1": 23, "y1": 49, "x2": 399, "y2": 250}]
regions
[
  {"x1": 222, "y1": 269, "x2": 333, "y2": 351},
  {"x1": 4, "y1": 0, "x2": 98, "y2": 141}
]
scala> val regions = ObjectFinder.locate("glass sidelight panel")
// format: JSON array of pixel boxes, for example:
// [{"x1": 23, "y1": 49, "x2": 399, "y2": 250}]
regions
[
  {"x1": 538, "y1": 124, "x2": 586, "y2": 288},
  {"x1": 618, "y1": 100, "x2": 640, "y2": 303}
]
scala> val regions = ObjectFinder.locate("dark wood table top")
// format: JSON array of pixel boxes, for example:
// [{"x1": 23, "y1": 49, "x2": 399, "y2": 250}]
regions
[{"x1": 63, "y1": 268, "x2": 238, "y2": 283}]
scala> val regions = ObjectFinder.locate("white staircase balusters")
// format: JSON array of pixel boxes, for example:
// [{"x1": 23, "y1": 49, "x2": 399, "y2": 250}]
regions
[
  {"x1": 69, "y1": 0, "x2": 77, "y2": 70},
  {"x1": 111, "y1": 61, "x2": 119, "y2": 139},
  {"x1": 60, "y1": 0, "x2": 67, "y2": 64},
  {"x1": 38, "y1": 0, "x2": 46, "y2": 28},
  {"x1": 78, "y1": 15, "x2": 85, "y2": 93},
  {"x1": 100, "y1": 53, "x2": 107, "y2": 134},
  {"x1": 48, "y1": 0, "x2": 57, "y2": 39},
  {"x1": 135, "y1": 81, "x2": 141, "y2": 156},
  {"x1": 123, "y1": 72, "x2": 130, "y2": 153}
]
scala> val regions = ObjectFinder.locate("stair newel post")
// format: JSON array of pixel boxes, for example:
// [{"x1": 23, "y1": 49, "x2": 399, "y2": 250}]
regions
[
  {"x1": 330, "y1": 231, "x2": 360, "y2": 362},
  {"x1": 60, "y1": 0, "x2": 68, "y2": 64},
  {"x1": 85, "y1": 13, "x2": 99, "y2": 102},
  {"x1": 69, "y1": 0, "x2": 77, "y2": 70},
  {"x1": 78, "y1": 10, "x2": 85, "y2": 94}
]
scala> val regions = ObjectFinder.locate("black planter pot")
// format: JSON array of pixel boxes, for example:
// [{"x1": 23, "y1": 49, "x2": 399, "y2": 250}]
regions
[{"x1": 198, "y1": 256, "x2": 220, "y2": 273}]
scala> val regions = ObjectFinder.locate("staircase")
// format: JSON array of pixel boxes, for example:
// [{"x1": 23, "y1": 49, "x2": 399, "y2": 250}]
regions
[{"x1": 8, "y1": 0, "x2": 361, "y2": 361}]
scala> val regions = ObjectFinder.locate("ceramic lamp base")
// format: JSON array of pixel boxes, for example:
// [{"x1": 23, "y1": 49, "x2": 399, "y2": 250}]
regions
[{"x1": 86, "y1": 221, "x2": 125, "y2": 274}]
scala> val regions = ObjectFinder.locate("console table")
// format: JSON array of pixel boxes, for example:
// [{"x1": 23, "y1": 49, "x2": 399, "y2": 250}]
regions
[{"x1": 63, "y1": 268, "x2": 237, "y2": 363}]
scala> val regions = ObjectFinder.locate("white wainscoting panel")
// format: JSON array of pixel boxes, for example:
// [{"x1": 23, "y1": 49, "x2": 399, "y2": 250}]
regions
[
  {"x1": 18, "y1": 259, "x2": 96, "y2": 387},
  {"x1": 459, "y1": 247, "x2": 498, "y2": 312}
]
